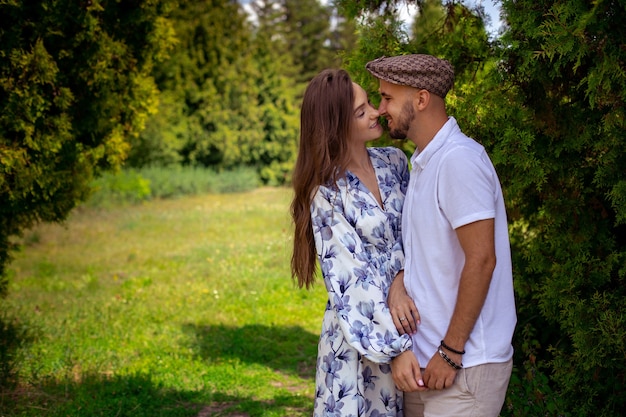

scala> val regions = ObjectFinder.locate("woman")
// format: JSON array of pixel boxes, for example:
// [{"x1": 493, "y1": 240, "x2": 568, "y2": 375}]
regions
[{"x1": 290, "y1": 68, "x2": 417, "y2": 416}]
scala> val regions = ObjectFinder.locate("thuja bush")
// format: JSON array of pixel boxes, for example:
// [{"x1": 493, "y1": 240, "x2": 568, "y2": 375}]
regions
[
  {"x1": 0, "y1": 0, "x2": 176, "y2": 295},
  {"x1": 459, "y1": 2, "x2": 626, "y2": 415}
]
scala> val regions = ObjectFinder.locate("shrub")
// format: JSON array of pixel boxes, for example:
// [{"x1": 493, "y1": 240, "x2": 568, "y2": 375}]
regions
[{"x1": 84, "y1": 166, "x2": 260, "y2": 208}]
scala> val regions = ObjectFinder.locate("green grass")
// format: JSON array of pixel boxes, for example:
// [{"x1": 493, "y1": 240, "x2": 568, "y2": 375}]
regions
[{"x1": 1, "y1": 187, "x2": 327, "y2": 417}]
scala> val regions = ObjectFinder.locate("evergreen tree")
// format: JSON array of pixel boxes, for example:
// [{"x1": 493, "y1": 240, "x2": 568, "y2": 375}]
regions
[
  {"x1": 0, "y1": 0, "x2": 176, "y2": 295},
  {"x1": 250, "y1": 0, "x2": 338, "y2": 84},
  {"x1": 283, "y1": 0, "x2": 335, "y2": 83},
  {"x1": 329, "y1": 8, "x2": 359, "y2": 68},
  {"x1": 410, "y1": 0, "x2": 491, "y2": 79},
  {"x1": 489, "y1": 1, "x2": 626, "y2": 415},
  {"x1": 129, "y1": 0, "x2": 258, "y2": 169},
  {"x1": 132, "y1": 0, "x2": 301, "y2": 184},
  {"x1": 248, "y1": 1, "x2": 301, "y2": 184}
]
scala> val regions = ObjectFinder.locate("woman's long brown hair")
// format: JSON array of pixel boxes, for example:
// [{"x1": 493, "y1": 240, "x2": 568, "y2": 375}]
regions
[{"x1": 290, "y1": 69, "x2": 355, "y2": 289}]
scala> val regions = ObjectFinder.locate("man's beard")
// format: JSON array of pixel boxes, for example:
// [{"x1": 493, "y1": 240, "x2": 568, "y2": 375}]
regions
[{"x1": 388, "y1": 100, "x2": 415, "y2": 139}]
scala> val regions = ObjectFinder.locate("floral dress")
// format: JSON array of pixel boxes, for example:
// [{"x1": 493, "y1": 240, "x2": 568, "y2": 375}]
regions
[{"x1": 311, "y1": 147, "x2": 412, "y2": 417}]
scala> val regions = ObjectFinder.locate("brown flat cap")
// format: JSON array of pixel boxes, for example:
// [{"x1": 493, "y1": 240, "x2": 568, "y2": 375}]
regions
[{"x1": 366, "y1": 54, "x2": 455, "y2": 98}]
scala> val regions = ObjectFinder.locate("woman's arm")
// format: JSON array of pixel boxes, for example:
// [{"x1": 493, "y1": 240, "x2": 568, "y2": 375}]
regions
[
  {"x1": 312, "y1": 186, "x2": 412, "y2": 363},
  {"x1": 387, "y1": 270, "x2": 420, "y2": 335}
]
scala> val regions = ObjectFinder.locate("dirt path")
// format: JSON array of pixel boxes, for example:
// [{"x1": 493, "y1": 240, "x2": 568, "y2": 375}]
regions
[{"x1": 195, "y1": 403, "x2": 249, "y2": 417}]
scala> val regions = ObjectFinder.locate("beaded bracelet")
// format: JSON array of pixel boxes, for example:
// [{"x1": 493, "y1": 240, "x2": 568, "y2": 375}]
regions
[
  {"x1": 438, "y1": 346, "x2": 463, "y2": 370},
  {"x1": 440, "y1": 339, "x2": 465, "y2": 355}
]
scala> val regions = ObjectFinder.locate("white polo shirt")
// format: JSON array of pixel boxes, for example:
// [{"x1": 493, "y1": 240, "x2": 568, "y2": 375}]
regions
[{"x1": 402, "y1": 117, "x2": 516, "y2": 368}]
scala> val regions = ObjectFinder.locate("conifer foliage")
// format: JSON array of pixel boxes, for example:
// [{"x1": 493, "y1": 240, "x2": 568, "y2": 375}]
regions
[
  {"x1": 492, "y1": 1, "x2": 626, "y2": 415},
  {"x1": 0, "y1": 0, "x2": 351, "y2": 293},
  {"x1": 127, "y1": 0, "x2": 339, "y2": 184},
  {"x1": 0, "y1": 0, "x2": 176, "y2": 294}
]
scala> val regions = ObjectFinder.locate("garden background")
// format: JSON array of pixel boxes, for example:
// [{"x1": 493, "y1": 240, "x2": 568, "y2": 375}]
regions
[{"x1": 1, "y1": 0, "x2": 625, "y2": 416}]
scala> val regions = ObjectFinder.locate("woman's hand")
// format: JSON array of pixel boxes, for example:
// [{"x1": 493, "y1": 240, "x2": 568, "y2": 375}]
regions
[
  {"x1": 392, "y1": 350, "x2": 427, "y2": 392},
  {"x1": 388, "y1": 270, "x2": 420, "y2": 335}
]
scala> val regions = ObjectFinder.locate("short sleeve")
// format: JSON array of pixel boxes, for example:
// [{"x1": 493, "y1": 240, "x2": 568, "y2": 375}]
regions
[{"x1": 438, "y1": 146, "x2": 497, "y2": 229}]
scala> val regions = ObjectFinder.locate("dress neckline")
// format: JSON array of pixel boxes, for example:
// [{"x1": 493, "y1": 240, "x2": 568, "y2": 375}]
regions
[{"x1": 346, "y1": 149, "x2": 385, "y2": 211}]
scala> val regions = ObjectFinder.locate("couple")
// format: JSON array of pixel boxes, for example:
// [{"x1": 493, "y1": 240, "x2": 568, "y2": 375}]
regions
[{"x1": 291, "y1": 54, "x2": 517, "y2": 417}]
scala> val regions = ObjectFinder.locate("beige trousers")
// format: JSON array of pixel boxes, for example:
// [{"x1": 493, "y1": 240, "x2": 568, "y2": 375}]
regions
[{"x1": 403, "y1": 359, "x2": 513, "y2": 417}]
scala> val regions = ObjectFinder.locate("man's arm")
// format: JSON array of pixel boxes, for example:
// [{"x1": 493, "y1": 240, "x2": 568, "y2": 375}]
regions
[{"x1": 423, "y1": 218, "x2": 496, "y2": 389}]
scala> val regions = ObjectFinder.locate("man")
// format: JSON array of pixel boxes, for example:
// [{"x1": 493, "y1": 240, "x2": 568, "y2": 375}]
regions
[{"x1": 366, "y1": 54, "x2": 517, "y2": 416}]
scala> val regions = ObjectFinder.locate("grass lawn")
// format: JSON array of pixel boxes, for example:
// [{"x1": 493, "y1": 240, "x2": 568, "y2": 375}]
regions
[{"x1": 1, "y1": 187, "x2": 327, "y2": 416}]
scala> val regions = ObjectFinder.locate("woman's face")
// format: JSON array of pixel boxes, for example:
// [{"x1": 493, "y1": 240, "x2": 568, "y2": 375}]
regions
[{"x1": 350, "y1": 82, "x2": 383, "y2": 144}]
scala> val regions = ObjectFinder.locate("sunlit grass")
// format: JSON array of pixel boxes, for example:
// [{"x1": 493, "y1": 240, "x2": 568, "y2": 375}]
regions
[{"x1": 1, "y1": 187, "x2": 327, "y2": 417}]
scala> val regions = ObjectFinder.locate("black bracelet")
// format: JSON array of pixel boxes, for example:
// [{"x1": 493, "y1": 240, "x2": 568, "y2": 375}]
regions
[
  {"x1": 438, "y1": 346, "x2": 463, "y2": 370},
  {"x1": 440, "y1": 339, "x2": 465, "y2": 355}
]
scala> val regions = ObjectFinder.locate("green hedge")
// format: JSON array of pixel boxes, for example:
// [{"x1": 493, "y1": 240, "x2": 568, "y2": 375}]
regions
[{"x1": 85, "y1": 166, "x2": 260, "y2": 208}]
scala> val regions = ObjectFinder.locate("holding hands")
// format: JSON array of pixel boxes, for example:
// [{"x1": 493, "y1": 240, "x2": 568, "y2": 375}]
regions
[{"x1": 388, "y1": 271, "x2": 463, "y2": 392}]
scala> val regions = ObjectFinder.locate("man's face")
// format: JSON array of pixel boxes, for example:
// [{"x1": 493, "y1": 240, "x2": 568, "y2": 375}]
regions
[{"x1": 377, "y1": 80, "x2": 416, "y2": 139}]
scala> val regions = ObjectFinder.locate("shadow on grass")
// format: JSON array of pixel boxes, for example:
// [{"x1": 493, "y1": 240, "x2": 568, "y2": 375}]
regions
[
  {"x1": 1, "y1": 372, "x2": 200, "y2": 417},
  {"x1": 0, "y1": 316, "x2": 316, "y2": 416},
  {"x1": 0, "y1": 310, "x2": 36, "y2": 389},
  {"x1": 182, "y1": 324, "x2": 318, "y2": 380},
  {"x1": 0, "y1": 372, "x2": 311, "y2": 417}
]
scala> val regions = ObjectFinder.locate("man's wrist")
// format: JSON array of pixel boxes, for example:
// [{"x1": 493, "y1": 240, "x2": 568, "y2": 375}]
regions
[
  {"x1": 437, "y1": 345, "x2": 463, "y2": 370},
  {"x1": 440, "y1": 339, "x2": 465, "y2": 355}
]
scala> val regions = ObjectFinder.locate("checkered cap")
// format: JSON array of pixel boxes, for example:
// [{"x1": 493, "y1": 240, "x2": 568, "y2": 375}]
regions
[{"x1": 366, "y1": 54, "x2": 455, "y2": 98}]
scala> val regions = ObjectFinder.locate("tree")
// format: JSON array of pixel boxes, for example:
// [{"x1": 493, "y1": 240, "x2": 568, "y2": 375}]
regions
[
  {"x1": 0, "y1": 0, "x2": 176, "y2": 295},
  {"x1": 132, "y1": 0, "x2": 348, "y2": 184},
  {"x1": 248, "y1": 0, "x2": 360, "y2": 182},
  {"x1": 128, "y1": 0, "x2": 257, "y2": 169},
  {"x1": 410, "y1": 0, "x2": 491, "y2": 80},
  {"x1": 282, "y1": 0, "x2": 336, "y2": 83},
  {"x1": 487, "y1": 1, "x2": 626, "y2": 415},
  {"x1": 249, "y1": 0, "x2": 337, "y2": 85},
  {"x1": 130, "y1": 0, "x2": 301, "y2": 184},
  {"x1": 247, "y1": 1, "x2": 302, "y2": 184},
  {"x1": 335, "y1": 0, "x2": 418, "y2": 18}
]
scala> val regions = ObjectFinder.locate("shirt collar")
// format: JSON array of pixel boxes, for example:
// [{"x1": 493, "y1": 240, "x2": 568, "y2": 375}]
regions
[{"x1": 410, "y1": 116, "x2": 459, "y2": 170}]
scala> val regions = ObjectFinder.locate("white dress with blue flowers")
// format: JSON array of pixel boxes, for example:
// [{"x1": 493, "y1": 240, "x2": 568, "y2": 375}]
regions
[{"x1": 311, "y1": 147, "x2": 412, "y2": 417}]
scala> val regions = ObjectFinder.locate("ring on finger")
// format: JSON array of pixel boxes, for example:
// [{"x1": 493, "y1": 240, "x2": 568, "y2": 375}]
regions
[{"x1": 399, "y1": 317, "x2": 407, "y2": 321}]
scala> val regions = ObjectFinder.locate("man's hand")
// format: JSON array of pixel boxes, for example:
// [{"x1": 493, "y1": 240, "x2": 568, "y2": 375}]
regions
[
  {"x1": 423, "y1": 349, "x2": 461, "y2": 390},
  {"x1": 391, "y1": 350, "x2": 427, "y2": 392}
]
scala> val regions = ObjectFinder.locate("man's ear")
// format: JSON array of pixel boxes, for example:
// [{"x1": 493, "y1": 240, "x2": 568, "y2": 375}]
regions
[{"x1": 413, "y1": 89, "x2": 430, "y2": 111}]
